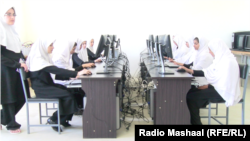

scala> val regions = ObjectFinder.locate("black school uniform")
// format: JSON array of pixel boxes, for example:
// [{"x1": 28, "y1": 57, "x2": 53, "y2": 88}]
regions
[
  {"x1": 55, "y1": 66, "x2": 85, "y2": 109},
  {"x1": 186, "y1": 69, "x2": 224, "y2": 125},
  {"x1": 87, "y1": 48, "x2": 100, "y2": 61},
  {"x1": 30, "y1": 66, "x2": 79, "y2": 123},
  {"x1": 1, "y1": 45, "x2": 30, "y2": 130},
  {"x1": 72, "y1": 53, "x2": 94, "y2": 68}
]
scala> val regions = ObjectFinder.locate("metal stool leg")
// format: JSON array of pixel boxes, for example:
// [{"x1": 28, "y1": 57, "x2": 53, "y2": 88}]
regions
[
  {"x1": 26, "y1": 103, "x2": 30, "y2": 134},
  {"x1": 208, "y1": 103, "x2": 211, "y2": 125},
  {"x1": 45, "y1": 103, "x2": 48, "y2": 116},
  {"x1": 242, "y1": 102, "x2": 245, "y2": 125},
  {"x1": 216, "y1": 103, "x2": 218, "y2": 115},
  {"x1": 226, "y1": 107, "x2": 229, "y2": 125},
  {"x1": 39, "y1": 103, "x2": 42, "y2": 124},
  {"x1": 57, "y1": 103, "x2": 61, "y2": 134}
]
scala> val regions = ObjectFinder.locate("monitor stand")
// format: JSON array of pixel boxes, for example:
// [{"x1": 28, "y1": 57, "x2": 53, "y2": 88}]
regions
[{"x1": 157, "y1": 43, "x2": 174, "y2": 75}]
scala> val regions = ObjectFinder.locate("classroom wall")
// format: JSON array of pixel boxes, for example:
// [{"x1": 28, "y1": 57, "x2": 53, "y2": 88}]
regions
[{"x1": 3, "y1": 0, "x2": 250, "y2": 75}]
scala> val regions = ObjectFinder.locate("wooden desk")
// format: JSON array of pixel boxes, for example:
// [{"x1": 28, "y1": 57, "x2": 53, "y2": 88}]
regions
[
  {"x1": 79, "y1": 59, "x2": 125, "y2": 138},
  {"x1": 231, "y1": 50, "x2": 250, "y2": 75},
  {"x1": 231, "y1": 50, "x2": 250, "y2": 56},
  {"x1": 141, "y1": 54, "x2": 194, "y2": 124}
]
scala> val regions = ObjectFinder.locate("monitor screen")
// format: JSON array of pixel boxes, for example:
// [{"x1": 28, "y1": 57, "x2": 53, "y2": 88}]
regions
[
  {"x1": 245, "y1": 35, "x2": 250, "y2": 48},
  {"x1": 237, "y1": 35, "x2": 245, "y2": 48},
  {"x1": 158, "y1": 34, "x2": 173, "y2": 58},
  {"x1": 149, "y1": 35, "x2": 154, "y2": 48},
  {"x1": 95, "y1": 35, "x2": 109, "y2": 56},
  {"x1": 155, "y1": 35, "x2": 158, "y2": 43}
]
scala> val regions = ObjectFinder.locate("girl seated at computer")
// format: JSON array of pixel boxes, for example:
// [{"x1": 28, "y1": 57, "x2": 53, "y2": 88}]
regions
[
  {"x1": 26, "y1": 37, "x2": 91, "y2": 132},
  {"x1": 51, "y1": 38, "x2": 90, "y2": 113},
  {"x1": 72, "y1": 38, "x2": 101, "y2": 68},
  {"x1": 172, "y1": 35, "x2": 196, "y2": 64},
  {"x1": 87, "y1": 38, "x2": 102, "y2": 61},
  {"x1": 167, "y1": 34, "x2": 189, "y2": 61},
  {"x1": 178, "y1": 39, "x2": 241, "y2": 125}
]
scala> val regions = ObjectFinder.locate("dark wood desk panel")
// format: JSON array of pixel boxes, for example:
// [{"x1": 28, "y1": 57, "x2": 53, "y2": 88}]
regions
[
  {"x1": 154, "y1": 79, "x2": 191, "y2": 124},
  {"x1": 81, "y1": 78, "x2": 118, "y2": 138},
  {"x1": 142, "y1": 56, "x2": 193, "y2": 124},
  {"x1": 79, "y1": 59, "x2": 124, "y2": 138}
]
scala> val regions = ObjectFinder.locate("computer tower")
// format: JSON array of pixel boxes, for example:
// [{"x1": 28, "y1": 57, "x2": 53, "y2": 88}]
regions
[
  {"x1": 116, "y1": 81, "x2": 122, "y2": 129},
  {"x1": 146, "y1": 85, "x2": 156, "y2": 120}
]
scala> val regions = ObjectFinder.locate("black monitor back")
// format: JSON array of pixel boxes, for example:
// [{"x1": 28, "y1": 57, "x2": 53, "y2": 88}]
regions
[
  {"x1": 149, "y1": 35, "x2": 154, "y2": 48},
  {"x1": 233, "y1": 31, "x2": 250, "y2": 49},
  {"x1": 158, "y1": 34, "x2": 173, "y2": 58},
  {"x1": 155, "y1": 35, "x2": 158, "y2": 43},
  {"x1": 244, "y1": 35, "x2": 250, "y2": 49},
  {"x1": 96, "y1": 35, "x2": 108, "y2": 56}
]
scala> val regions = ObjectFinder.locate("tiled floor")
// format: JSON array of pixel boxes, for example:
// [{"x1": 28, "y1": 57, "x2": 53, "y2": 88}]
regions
[{"x1": 1, "y1": 80, "x2": 249, "y2": 141}]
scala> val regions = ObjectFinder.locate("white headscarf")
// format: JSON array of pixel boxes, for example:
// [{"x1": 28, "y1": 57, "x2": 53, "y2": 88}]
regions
[
  {"x1": 193, "y1": 36, "x2": 213, "y2": 69},
  {"x1": 202, "y1": 39, "x2": 241, "y2": 107},
  {"x1": 88, "y1": 38, "x2": 94, "y2": 53},
  {"x1": 0, "y1": 6, "x2": 21, "y2": 53},
  {"x1": 173, "y1": 35, "x2": 189, "y2": 60},
  {"x1": 175, "y1": 35, "x2": 196, "y2": 64},
  {"x1": 192, "y1": 36, "x2": 213, "y2": 86},
  {"x1": 26, "y1": 37, "x2": 55, "y2": 71},
  {"x1": 52, "y1": 38, "x2": 76, "y2": 71},
  {"x1": 77, "y1": 38, "x2": 89, "y2": 62}
]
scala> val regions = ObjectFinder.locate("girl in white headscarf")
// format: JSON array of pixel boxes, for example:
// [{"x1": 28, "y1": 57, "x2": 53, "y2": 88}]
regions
[
  {"x1": 1, "y1": 5, "x2": 30, "y2": 134},
  {"x1": 72, "y1": 38, "x2": 100, "y2": 68},
  {"x1": 88, "y1": 38, "x2": 94, "y2": 53},
  {"x1": 27, "y1": 37, "x2": 91, "y2": 132},
  {"x1": 172, "y1": 35, "x2": 196, "y2": 64},
  {"x1": 173, "y1": 36, "x2": 214, "y2": 88},
  {"x1": 52, "y1": 38, "x2": 92, "y2": 84},
  {"x1": 52, "y1": 38, "x2": 90, "y2": 113},
  {"x1": 178, "y1": 39, "x2": 241, "y2": 125},
  {"x1": 171, "y1": 34, "x2": 189, "y2": 60},
  {"x1": 87, "y1": 38, "x2": 102, "y2": 61}
]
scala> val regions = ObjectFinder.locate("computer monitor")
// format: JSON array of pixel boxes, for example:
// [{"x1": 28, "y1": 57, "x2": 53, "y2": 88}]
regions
[
  {"x1": 155, "y1": 35, "x2": 158, "y2": 43},
  {"x1": 149, "y1": 35, "x2": 157, "y2": 61},
  {"x1": 96, "y1": 35, "x2": 112, "y2": 74},
  {"x1": 232, "y1": 31, "x2": 250, "y2": 49},
  {"x1": 237, "y1": 35, "x2": 245, "y2": 50},
  {"x1": 149, "y1": 35, "x2": 154, "y2": 50},
  {"x1": 158, "y1": 34, "x2": 173, "y2": 59},
  {"x1": 244, "y1": 35, "x2": 250, "y2": 50},
  {"x1": 96, "y1": 35, "x2": 108, "y2": 56},
  {"x1": 110, "y1": 35, "x2": 117, "y2": 59}
]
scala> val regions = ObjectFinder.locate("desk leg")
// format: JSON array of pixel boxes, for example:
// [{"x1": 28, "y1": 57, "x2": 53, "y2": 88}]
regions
[
  {"x1": 81, "y1": 79, "x2": 117, "y2": 138},
  {"x1": 154, "y1": 79, "x2": 191, "y2": 124}
]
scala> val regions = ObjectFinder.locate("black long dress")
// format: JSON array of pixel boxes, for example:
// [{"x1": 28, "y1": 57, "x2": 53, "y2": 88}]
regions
[
  {"x1": 1, "y1": 45, "x2": 30, "y2": 130},
  {"x1": 87, "y1": 48, "x2": 100, "y2": 61},
  {"x1": 72, "y1": 53, "x2": 94, "y2": 68},
  {"x1": 186, "y1": 70, "x2": 224, "y2": 125},
  {"x1": 30, "y1": 66, "x2": 79, "y2": 121},
  {"x1": 55, "y1": 66, "x2": 85, "y2": 109}
]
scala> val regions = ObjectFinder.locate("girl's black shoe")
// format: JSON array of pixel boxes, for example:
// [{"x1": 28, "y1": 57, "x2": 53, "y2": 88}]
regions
[{"x1": 47, "y1": 118, "x2": 62, "y2": 132}]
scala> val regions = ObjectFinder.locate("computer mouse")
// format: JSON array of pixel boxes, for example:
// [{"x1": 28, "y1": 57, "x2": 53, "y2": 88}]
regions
[
  {"x1": 177, "y1": 68, "x2": 186, "y2": 72},
  {"x1": 92, "y1": 65, "x2": 96, "y2": 68}
]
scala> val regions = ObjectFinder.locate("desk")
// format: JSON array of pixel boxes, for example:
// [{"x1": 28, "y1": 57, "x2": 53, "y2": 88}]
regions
[
  {"x1": 78, "y1": 59, "x2": 125, "y2": 138},
  {"x1": 141, "y1": 54, "x2": 193, "y2": 124},
  {"x1": 231, "y1": 50, "x2": 250, "y2": 75}
]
